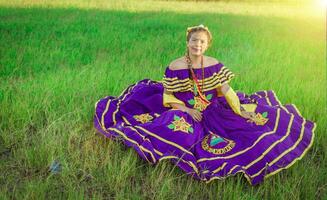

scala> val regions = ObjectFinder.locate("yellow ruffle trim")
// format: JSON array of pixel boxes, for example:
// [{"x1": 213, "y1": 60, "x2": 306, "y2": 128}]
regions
[
  {"x1": 163, "y1": 66, "x2": 234, "y2": 92},
  {"x1": 163, "y1": 92, "x2": 185, "y2": 107}
]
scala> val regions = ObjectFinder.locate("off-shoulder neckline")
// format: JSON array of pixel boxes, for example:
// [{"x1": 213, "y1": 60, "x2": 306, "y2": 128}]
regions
[{"x1": 167, "y1": 62, "x2": 221, "y2": 71}]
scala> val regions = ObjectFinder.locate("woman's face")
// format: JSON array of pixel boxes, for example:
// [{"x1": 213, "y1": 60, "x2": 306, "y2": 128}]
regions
[{"x1": 187, "y1": 31, "x2": 209, "y2": 56}]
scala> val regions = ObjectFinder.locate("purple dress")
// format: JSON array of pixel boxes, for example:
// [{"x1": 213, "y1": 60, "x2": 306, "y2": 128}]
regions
[{"x1": 94, "y1": 62, "x2": 316, "y2": 185}]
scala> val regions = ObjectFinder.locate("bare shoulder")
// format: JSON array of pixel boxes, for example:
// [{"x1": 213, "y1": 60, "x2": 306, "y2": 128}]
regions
[
  {"x1": 168, "y1": 56, "x2": 219, "y2": 70},
  {"x1": 204, "y1": 56, "x2": 219, "y2": 66},
  {"x1": 168, "y1": 57, "x2": 188, "y2": 70}
]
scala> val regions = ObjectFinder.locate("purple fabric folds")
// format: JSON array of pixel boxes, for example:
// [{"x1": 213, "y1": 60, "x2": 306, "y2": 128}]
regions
[{"x1": 94, "y1": 63, "x2": 316, "y2": 185}]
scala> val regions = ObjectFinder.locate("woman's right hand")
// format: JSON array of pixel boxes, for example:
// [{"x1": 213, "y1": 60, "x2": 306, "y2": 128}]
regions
[
  {"x1": 186, "y1": 108, "x2": 203, "y2": 122},
  {"x1": 169, "y1": 102, "x2": 203, "y2": 122}
]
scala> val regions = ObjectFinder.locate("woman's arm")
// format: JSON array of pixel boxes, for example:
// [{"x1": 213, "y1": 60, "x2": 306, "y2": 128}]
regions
[
  {"x1": 221, "y1": 83, "x2": 255, "y2": 119},
  {"x1": 163, "y1": 89, "x2": 202, "y2": 122},
  {"x1": 221, "y1": 83, "x2": 242, "y2": 115}
]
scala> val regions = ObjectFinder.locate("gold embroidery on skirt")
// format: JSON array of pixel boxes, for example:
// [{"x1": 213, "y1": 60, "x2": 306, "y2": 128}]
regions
[
  {"x1": 133, "y1": 113, "x2": 154, "y2": 124},
  {"x1": 247, "y1": 112, "x2": 269, "y2": 126},
  {"x1": 202, "y1": 132, "x2": 235, "y2": 155},
  {"x1": 167, "y1": 115, "x2": 194, "y2": 134}
]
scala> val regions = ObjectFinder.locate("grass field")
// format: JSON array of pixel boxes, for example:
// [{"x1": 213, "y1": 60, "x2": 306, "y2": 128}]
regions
[{"x1": 0, "y1": 0, "x2": 326, "y2": 199}]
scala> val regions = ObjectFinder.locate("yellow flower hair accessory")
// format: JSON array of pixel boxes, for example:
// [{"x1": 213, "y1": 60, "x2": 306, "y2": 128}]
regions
[{"x1": 186, "y1": 24, "x2": 209, "y2": 36}]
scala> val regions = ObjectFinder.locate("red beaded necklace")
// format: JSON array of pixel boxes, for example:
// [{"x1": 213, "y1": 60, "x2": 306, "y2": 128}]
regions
[{"x1": 185, "y1": 55, "x2": 205, "y2": 95}]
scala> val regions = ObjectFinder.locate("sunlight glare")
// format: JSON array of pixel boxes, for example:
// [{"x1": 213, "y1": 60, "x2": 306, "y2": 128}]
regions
[{"x1": 317, "y1": 0, "x2": 327, "y2": 7}]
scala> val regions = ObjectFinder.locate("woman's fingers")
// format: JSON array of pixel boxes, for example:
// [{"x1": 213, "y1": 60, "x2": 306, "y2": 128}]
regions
[
  {"x1": 194, "y1": 115, "x2": 200, "y2": 122},
  {"x1": 196, "y1": 111, "x2": 202, "y2": 121},
  {"x1": 187, "y1": 109, "x2": 203, "y2": 122},
  {"x1": 241, "y1": 111, "x2": 248, "y2": 119},
  {"x1": 192, "y1": 110, "x2": 202, "y2": 122},
  {"x1": 243, "y1": 111, "x2": 255, "y2": 119},
  {"x1": 191, "y1": 113, "x2": 199, "y2": 122},
  {"x1": 195, "y1": 114, "x2": 201, "y2": 121},
  {"x1": 249, "y1": 112, "x2": 256, "y2": 120}
]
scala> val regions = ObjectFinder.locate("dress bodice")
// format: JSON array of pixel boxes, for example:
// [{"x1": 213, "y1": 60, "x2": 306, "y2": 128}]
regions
[{"x1": 162, "y1": 62, "x2": 235, "y2": 109}]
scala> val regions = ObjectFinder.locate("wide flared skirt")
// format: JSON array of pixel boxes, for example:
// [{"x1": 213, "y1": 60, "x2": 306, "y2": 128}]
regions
[{"x1": 94, "y1": 79, "x2": 316, "y2": 185}]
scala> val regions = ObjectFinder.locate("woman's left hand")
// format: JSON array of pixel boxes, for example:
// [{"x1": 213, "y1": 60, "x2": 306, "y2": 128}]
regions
[{"x1": 240, "y1": 110, "x2": 256, "y2": 120}]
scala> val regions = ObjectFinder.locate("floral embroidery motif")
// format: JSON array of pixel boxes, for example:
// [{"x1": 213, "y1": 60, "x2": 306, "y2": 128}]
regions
[
  {"x1": 247, "y1": 111, "x2": 269, "y2": 126},
  {"x1": 133, "y1": 113, "x2": 153, "y2": 124},
  {"x1": 202, "y1": 131, "x2": 235, "y2": 155},
  {"x1": 188, "y1": 94, "x2": 212, "y2": 111},
  {"x1": 167, "y1": 115, "x2": 193, "y2": 134}
]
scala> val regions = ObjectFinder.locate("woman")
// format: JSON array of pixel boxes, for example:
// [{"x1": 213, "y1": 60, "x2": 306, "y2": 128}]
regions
[{"x1": 94, "y1": 25, "x2": 316, "y2": 185}]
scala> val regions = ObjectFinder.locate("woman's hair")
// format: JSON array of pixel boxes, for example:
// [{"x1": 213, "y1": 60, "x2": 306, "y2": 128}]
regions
[{"x1": 186, "y1": 24, "x2": 212, "y2": 47}]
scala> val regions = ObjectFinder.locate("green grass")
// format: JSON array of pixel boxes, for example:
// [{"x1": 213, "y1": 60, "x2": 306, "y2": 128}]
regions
[{"x1": 0, "y1": 0, "x2": 326, "y2": 199}]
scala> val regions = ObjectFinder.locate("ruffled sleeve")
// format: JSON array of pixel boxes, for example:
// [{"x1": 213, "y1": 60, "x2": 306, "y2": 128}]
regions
[
  {"x1": 201, "y1": 63, "x2": 235, "y2": 92},
  {"x1": 162, "y1": 67, "x2": 191, "y2": 93},
  {"x1": 161, "y1": 67, "x2": 189, "y2": 107},
  {"x1": 162, "y1": 63, "x2": 235, "y2": 93}
]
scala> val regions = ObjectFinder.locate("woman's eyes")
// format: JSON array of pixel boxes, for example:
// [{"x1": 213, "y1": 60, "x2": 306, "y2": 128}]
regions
[{"x1": 192, "y1": 39, "x2": 205, "y2": 43}]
